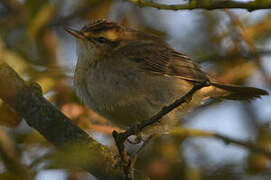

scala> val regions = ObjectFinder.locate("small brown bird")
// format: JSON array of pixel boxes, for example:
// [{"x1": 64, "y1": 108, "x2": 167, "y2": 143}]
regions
[{"x1": 66, "y1": 19, "x2": 268, "y2": 135}]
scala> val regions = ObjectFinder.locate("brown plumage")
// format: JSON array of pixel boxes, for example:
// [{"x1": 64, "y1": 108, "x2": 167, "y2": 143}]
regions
[
  {"x1": 108, "y1": 26, "x2": 268, "y2": 100},
  {"x1": 67, "y1": 19, "x2": 269, "y2": 134}
]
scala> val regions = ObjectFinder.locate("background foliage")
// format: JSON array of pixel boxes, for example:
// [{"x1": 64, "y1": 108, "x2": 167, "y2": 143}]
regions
[{"x1": 0, "y1": 0, "x2": 271, "y2": 179}]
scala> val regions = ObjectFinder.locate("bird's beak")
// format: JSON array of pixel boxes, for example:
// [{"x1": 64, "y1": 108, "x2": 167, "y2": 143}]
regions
[{"x1": 65, "y1": 27, "x2": 85, "y2": 39}]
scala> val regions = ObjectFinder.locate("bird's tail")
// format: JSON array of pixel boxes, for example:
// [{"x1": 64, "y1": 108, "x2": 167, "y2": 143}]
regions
[{"x1": 211, "y1": 83, "x2": 269, "y2": 100}]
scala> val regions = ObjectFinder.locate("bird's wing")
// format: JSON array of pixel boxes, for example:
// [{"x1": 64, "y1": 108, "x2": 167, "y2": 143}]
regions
[
  {"x1": 118, "y1": 41, "x2": 209, "y2": 83},
  {"x1": 117, "y1": 41, "x2": 268, "y2": 100}
]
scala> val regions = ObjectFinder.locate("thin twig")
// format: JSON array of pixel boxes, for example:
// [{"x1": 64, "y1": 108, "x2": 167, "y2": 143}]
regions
[
  {"x1": 214, "y1": 134, "x2": 271, "y2": 157},
  {"x1": 170, "y1": 127, "x2": 271, "y2": 157},
  {"x1": 224, "y1": 10, "x2": 271, "y2": 84},
  {"x1": 198, "y1": 49, "x2": 271, "y2": 63},
  {"x1": 126, "y1": 0, "x2": 271, "y2": 11},
  {"x1": 113, "y1": 80, "x2": 210, "y2": 179}
]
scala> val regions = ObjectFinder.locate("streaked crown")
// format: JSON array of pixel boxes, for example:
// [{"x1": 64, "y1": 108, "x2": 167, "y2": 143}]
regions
[
  {"x1": 74, "y1": 19, "x2": 163, "y2": 44},
  {"x1": 80, "y1": 19, "x2": 123, "y2": 42}
]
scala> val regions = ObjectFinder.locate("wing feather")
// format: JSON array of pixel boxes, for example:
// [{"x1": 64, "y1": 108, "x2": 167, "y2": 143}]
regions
[{"x1": 117, "y1": 41, "x2": 209, "y2": 83}]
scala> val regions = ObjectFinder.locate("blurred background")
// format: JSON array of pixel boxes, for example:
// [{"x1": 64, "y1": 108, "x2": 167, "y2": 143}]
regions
[{"x1": 0, "y1": 0, "x2": 271, "y2": 179}]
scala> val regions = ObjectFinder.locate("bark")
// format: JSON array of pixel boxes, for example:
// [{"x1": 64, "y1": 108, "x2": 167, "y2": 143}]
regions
[{"x1": 0, "y1": 63, "x2": 122, "y2": 179}]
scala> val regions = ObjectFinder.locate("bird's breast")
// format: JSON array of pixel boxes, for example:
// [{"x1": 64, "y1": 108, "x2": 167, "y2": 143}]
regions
[
  {"x1": 74, "y1": 58, "x2": 205, "y2": 132},
  {"x1": 74, "y1": 59, "x2": 156, "y2": 126}
]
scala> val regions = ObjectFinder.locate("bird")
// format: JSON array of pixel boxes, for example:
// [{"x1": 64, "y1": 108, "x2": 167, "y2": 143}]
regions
[{"x1": 66, "y1": 19, "x2": 268, "y2": 135}]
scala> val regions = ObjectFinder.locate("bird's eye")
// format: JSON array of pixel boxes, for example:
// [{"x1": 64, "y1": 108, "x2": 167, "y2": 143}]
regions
[{"x1": 97, "y1": 37, "x2": 106, "y2": 43}]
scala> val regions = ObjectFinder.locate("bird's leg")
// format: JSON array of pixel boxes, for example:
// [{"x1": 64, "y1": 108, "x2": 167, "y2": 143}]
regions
[
  {"x1": 112, "y1": 81, "x2": 210, "y2": 179},
  {"x1": 112, "y1": 130, "x2": 130, "y2": 167},
  {"x1": 127, "y1": 135, "x2": 156, "y2": 179},
  {"x1": 127, "y1": 132, "x2": 143, "y2": 144},
  {"x1": 112, "y1": 123, "x2": 143, "y2": 168}
]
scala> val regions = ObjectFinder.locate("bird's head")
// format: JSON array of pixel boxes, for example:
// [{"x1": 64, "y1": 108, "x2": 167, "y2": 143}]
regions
[{"x1": 65, "y1": 19, "x2": 163, "y2": 62}]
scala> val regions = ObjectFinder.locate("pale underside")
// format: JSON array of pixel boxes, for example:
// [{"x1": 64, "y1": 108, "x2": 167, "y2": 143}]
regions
[{"x1": 74, "y1": 44, "x2": 223, "y2": 135}]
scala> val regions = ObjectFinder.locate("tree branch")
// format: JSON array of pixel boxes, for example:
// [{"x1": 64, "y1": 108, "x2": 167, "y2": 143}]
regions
[
  {"x1": 0, "y1": 63, "x2": 122, "y2": 179},
  {"x1": 199, "y1": 49, "x2": 271, "y2": 63},
  {"x1": 112, "y1": 80, "x2": 210, "y2": 179},
  {"x1": 126, "y1": 0, "x2": 271, "y2": 11},
  {"x1": 170, "y1": 127, "x2": 271, "y2": 157},
  {"x1": 1, "y1": 62, "x2": 270, "y2": 179}
]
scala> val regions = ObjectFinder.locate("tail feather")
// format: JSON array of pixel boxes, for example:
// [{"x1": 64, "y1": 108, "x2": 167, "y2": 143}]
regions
[{"x1": 212, "y1": 83, "x2": 269, "y2": 101}]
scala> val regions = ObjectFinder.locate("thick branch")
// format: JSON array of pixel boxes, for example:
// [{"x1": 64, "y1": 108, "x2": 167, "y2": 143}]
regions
[
  {"x1": 0, "y1": 63, "x2": 121, "y2": 179},
  {"x1": 127, "y1": 0, "x2": 271, "y2": 11}
]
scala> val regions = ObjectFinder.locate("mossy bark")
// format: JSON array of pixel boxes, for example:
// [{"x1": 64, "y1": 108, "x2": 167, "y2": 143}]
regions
[{"x1": 0, "y1": 63, "x2": 122, "y2": 179}]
